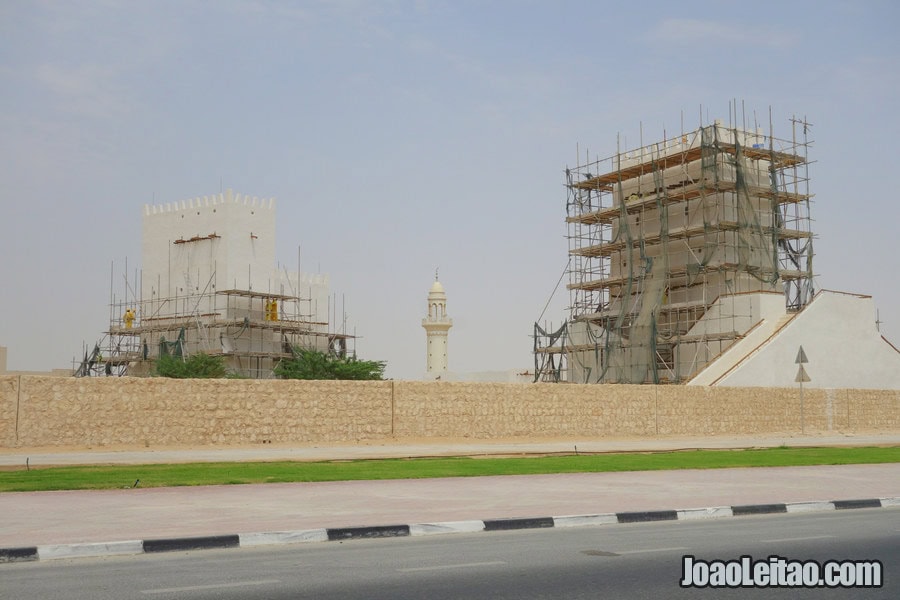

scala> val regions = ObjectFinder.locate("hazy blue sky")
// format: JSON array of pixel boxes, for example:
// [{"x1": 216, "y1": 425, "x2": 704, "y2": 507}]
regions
[{"x1": 1, "y1": 1, "x2": 898, "y2": 379}]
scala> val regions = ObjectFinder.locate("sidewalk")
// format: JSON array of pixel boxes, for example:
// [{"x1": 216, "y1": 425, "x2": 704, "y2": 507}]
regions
[
  {"x1": 1, "y1": 433, "x2": 899, "y2": 551},
  {"x1": 2, "y1": 432, "x2": 898, "y2": 468},
  {"x1": 1, "y1": 464, "x2": 899, "y2": 550}
]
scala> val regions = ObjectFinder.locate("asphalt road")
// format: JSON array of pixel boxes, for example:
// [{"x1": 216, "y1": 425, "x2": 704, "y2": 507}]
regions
[{"x1": 3, "y1": 508, "x2": 897, "y2": 599}]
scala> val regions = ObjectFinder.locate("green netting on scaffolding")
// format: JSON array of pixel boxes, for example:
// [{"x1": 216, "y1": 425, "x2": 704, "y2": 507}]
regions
[
  {"x1": 533, "y1": 321, "x2": 568, "y2": 382},
  {"x1": 733, "y1": 137, "x2": 779, "y2": 284},
  {"x1": 158, "y1": 327, "x2": 186, "y2": 359},
  {"x1": 587, "y1": 145, "x2": 670, "y2": 384},
  {"x1": 567, "y1": 124, "x2": 787, "y2": 384},
  {"x1": 771, "y1": 149, "x2": 814, "y2": 310}
]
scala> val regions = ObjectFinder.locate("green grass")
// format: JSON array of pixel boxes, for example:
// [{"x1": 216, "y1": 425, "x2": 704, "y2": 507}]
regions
[{"x1": 0, "y1": 446, "x2": 897, "y2": 493}]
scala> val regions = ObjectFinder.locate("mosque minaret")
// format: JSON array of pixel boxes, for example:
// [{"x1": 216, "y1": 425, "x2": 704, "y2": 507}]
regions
[{"x1": 422, "y1": 271, "x2": 452, "y2": 376}]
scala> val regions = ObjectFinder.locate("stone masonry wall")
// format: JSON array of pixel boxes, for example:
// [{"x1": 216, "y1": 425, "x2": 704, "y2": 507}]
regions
[
  {"x1": 391, "y1": 382, "x2": 656, "y2": 438},
  {"x1": 3, "y1": 376, "x2": 392, "y2": 447},
  {"x1": 0, "y1": 376, "x2": 18, "y2": 447},
  {"x1": 0, "y1": 376, "x2": 896, "y2": 449}
]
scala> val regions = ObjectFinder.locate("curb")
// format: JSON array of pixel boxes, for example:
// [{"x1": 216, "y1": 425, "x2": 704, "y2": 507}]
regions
[{"x1": 2, "y1": 496, "x2": 897, "y2": 564}]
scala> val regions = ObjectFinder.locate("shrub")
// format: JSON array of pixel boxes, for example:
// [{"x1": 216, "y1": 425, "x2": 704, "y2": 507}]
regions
[
  {"x1": 274, "y1": 348, "x2": 385, "y2": 380},
  {"x1": 154, "y1": 352, "x2": 228, "y2": 379}
]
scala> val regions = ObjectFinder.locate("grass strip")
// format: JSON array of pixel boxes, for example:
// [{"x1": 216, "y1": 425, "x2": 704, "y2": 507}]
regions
[{"x1": 0, "y1": 446, "x2": 897, "y2": 493}]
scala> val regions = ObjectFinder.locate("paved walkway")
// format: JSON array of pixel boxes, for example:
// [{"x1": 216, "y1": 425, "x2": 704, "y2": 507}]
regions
[
  {"x1": 2, "y1": 432, "x2": 897, "y2": 468},
  {"x1": 1, "y1": 433, "x2": 898, "y2": 549},
  {"x1": 2, "y1": 464, "x2": 899, "y2": 547}
]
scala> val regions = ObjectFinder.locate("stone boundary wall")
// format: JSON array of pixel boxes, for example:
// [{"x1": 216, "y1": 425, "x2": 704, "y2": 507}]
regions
[
  {"x1": 392, "y1": 382, "x2": 657, "y2": 438},
  {"x1": 0, "y1": 377, "x2": 392, "y2": 448},
  {"x1": 0, "y1": 376, "x2": 18, "y2": 448},
  {"x1": 0, "y1": 376, "x2": 897, "y2": 448}
]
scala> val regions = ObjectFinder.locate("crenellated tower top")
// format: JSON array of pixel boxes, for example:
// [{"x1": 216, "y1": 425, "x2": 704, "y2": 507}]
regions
[{"x1": 144, "y1": 189, "x2": 276, "y2": 217}]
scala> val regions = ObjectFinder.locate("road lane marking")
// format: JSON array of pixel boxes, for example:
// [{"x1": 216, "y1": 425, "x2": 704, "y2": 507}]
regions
[
  {"x1": 398, "y1": 561, "x2": 507, "y2": 572},
  {"x1": 141, "y1": 579, "x2": 281, "y2": 594},
  {"x1": 615, "y1": 546, "x2": 689, "y2": 555},
  {"x1": 761, "y1": 535, "x2": 837, "y2": 543}
]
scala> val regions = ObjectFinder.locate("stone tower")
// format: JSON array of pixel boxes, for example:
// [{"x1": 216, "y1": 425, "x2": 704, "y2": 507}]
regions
[{"x1": 422, "y1": 272, "x2": 452, "y2": 376}]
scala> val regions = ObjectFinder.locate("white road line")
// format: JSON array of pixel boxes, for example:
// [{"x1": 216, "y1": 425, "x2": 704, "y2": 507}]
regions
[
  {"x1": 141, "y1": 579, "x2": 281, "y2": 594},
  {"x1": 761, "y1": 535, "x2": 837, "y2": 543},
  {"x1": 398, "y1": 561, "x2": 507, "y2": 573},
  {"x1": 615, "y1": 547, "x2": 690, "y2": 555}
]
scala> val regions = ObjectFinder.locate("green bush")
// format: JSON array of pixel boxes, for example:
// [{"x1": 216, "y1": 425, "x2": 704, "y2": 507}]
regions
[
  {"x1": 154, "y1": 353, "x2": 228, "y2": 379},
  {"x1": 274, "y1": 348, "x2": 385, "y2": 380}
]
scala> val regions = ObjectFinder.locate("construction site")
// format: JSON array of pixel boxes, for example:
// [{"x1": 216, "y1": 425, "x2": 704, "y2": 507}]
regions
[
  {"x1": 67, "y1": 114, "x2": 898, "y2": 388},
  {"x1": 534, "y1": 110, "x2": 817, "y2": 384},
  {"x1": 76, "y1": 190, "x2": 354, "y2": 379}
]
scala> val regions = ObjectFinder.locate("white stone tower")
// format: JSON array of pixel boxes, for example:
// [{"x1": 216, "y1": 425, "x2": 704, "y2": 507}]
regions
[{"x1": 422, "y1": 271, "x2": 452, "y2": 376}]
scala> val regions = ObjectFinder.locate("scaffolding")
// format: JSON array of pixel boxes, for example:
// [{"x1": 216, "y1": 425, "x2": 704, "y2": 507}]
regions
[
  {"x1": 76, "y1": 267, "x2": 354, "y2": 378},
  {"x1": 535, "y1": 111, "x2": 814, "y2": 384}
]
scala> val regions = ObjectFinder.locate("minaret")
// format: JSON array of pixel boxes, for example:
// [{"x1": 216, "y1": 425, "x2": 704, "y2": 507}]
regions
[{"x1": 422, "y1": 270, "x2": 452, "y2": 376}]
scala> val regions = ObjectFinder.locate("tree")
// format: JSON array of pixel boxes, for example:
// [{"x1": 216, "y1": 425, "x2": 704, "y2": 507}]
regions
[
  {"x1": 274, "y1": 348, "x2": 386, "y2": 380},
  {"x1": 154, "y1": 352, "x2": 228, "y2": 379}
]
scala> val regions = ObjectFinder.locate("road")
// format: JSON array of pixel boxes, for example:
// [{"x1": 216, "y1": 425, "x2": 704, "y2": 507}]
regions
[{"x1": 2, "y1": 508, "x2": 897, "y2": 599}]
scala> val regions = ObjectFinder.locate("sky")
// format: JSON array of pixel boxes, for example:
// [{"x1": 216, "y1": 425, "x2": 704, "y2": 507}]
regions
[{"x1": 1, "y1": 0, "x2": 899, "y2": 380}]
